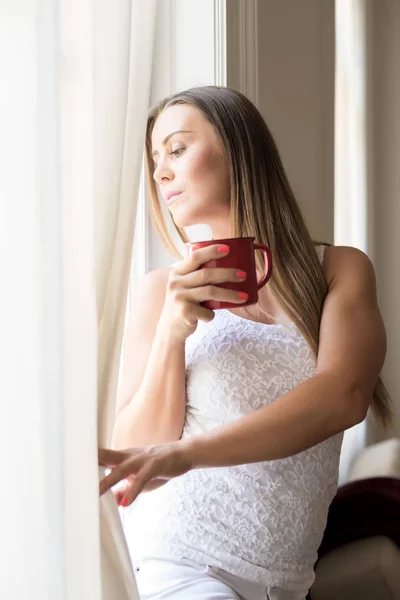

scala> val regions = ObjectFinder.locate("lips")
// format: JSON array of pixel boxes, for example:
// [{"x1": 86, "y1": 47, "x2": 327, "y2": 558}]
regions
[{"x1": 164, "y1": 191, "x2": 182, "y2": 205}]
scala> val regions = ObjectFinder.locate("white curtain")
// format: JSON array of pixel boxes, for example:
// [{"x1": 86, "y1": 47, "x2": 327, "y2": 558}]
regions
[
  {"x1": 1, "y1": 1, "x2": 71, "y2": 597},
  {"x1": 94, "y1": 1, "x2": 157, "y2": 598},
  {"x1": 1, "y1": 0, "x2": 157, "y2": 597}
]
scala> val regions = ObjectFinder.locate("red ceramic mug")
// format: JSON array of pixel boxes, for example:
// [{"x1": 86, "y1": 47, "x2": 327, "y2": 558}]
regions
[{"x1": 186, "y1": 236, "x2": 273, "y2": 310}]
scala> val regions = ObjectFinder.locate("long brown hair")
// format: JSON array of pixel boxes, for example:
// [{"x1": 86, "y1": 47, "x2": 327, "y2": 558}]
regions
[{"x1": 145, "y1": 85, "x2": 391, "y2": 427}]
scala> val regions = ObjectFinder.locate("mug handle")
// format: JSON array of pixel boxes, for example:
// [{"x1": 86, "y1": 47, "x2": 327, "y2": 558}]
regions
[{"x1": 254, "y1": 244, "x2": 273, "y2": 290}]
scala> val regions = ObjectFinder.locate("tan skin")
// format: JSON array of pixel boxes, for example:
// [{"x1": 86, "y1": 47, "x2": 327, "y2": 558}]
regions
[{"x1": 99, "y1": 105, "x2": 386, "y2": 506}]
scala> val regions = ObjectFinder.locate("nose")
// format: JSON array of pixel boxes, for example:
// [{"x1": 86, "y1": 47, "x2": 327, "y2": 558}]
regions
[{"x1": 153, "y1": 158, "x2": 174, "y2": 185}]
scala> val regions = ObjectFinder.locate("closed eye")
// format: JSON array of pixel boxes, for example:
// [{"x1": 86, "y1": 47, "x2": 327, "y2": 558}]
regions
[
  {"x1": 152, "y1": 147, "x2": 185, "y2": 169},
  {"x1": 170, "y1": 147, "x2": 185, "y2": 157}
]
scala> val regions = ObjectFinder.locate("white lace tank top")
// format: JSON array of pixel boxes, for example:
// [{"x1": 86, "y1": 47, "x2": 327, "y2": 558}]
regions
[{"x1": 123, "y1": 246, "x2": 343, "y2": 595}]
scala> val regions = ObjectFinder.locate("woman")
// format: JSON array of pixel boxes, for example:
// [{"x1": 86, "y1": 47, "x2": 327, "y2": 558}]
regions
[{"x1": 99, "y1": 86, "x2": 390, "y2": 600}]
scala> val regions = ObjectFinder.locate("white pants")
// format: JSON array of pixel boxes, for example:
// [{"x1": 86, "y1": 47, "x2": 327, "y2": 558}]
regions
[{"x1": 133, "y1": 556, "x2": 308, "y2": 600}]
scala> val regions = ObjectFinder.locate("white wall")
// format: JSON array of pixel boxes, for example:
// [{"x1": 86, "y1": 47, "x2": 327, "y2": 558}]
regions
[
  {"x1": 256, "y1": 0, "x2": 335, "y2": 243},
  {"x1": 370, "y1": 0, "x2": 400, "y2": 438}
]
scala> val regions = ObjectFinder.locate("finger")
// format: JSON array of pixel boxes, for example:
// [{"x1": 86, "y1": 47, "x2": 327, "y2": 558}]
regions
[
  {"x1": 118, "y1": 479, "x2": 168, "y2": 508},
  {"x1": 189, "y1": 304, "x2": 215, "y2": 323},
  {"x1": 114, "y1": 484, "x2": 130, "y2": 505},
  {"x1": 99, "y1": 464, "x2": 132, "y2": 496},
  {"x1": 179, "y1": 267, "x2": 247, "y2": 289},
  {"x1": 174, "y1": 243, "x2": 230, "y2": 276},
  {"x1": 119, "y1": 465, "x2": 155, "y2": 506},
  {"x1": 188, "y1": 284, "x2": 249, "y2": 305},
  {"x1": 141, "y1": 478, "x2": 169, "y2": 492},
  {"x1": 98, "y1": 448, "x2": 128, "y2": 467}
]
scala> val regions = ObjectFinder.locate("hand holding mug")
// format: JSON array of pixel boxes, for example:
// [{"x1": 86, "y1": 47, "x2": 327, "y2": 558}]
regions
[
  {"x1": 158, "y1": 243, "x2": 252, "y2": 342},
  {"x1": 186, "y1": 237, "x2": 272, "y2": 310}
]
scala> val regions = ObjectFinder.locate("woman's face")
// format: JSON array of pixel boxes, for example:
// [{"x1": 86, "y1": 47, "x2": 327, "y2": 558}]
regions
[{"x1": 151, "y1": 104, "x2": 231, "y2": 236}]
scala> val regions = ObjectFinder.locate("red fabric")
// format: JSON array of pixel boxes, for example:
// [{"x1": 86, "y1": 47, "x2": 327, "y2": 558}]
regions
[{"x1": 318, "y1": 477, "x2": 400, "y2": 558}]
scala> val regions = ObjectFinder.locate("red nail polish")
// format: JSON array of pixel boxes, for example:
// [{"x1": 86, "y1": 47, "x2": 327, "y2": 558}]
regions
[
  {"x1": 119, "y1": 497, "x2": 128, "y2": 507},
  {"x1": 237, "y1": 270, "x2": 247, "y2": 279},
  {"x1": 217, "y1": 245, "x2": 230, "y2": 253},
  {"x1": 238, "y1": 292, "x2": 248, "y2": 300}
]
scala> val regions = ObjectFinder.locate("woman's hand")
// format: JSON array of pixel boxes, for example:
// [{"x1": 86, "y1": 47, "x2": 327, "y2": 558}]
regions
[
  {"x1": 158, "y1": 244, "x2": 247, "y2": 342},
  {"x1": 98, "y1": 442, "x2": 192, "y2": 506}
]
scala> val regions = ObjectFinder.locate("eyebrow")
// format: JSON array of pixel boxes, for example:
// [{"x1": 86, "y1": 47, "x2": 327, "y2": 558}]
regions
[{"x1": 151, "y1": 130, "x2": 193, "y2": 158}]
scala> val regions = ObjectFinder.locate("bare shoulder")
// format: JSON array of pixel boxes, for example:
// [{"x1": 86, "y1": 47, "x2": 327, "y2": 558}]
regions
[
  {"x1": 322, "y1": 245, "x2": 376, "y2": 292},
  {"x1": 137, "y1": 267, "x2": 171, "y2": 293},
  {"x1": 132, "y1": 267, "x2": 171, "y2": 312}
]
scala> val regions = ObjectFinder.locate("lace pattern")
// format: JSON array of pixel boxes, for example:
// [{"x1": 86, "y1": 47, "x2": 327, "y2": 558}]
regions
[{"x1": 123, "y1": 245, "x2": 342, "y2": 594}]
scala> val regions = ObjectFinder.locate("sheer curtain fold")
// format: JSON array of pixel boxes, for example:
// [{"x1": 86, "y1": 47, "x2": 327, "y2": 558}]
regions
[
  {"x1": 1, "y1": 1, "x2": 68, "y2": 598},
  {"x1": 94, "y1": 1, "x2": 158, "y2": 598},
  {"x1": 95, "y1": 0, "x2": 158, "y2": 447},
  {"x1": 1, "y1": 0, "x2": 157, "y2": 598}
]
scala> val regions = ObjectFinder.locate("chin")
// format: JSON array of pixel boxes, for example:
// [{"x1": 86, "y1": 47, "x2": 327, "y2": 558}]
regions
[
  {"x1": 171, "y1": 215, "x2": 193, "y2": 229},
  {"x1": 170, "y1": 209, "x2": 205, "y2": 230}
]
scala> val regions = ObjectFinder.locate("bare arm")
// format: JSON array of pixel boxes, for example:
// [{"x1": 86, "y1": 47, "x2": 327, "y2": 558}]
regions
[
  {"x1": 112, "y1": 268, "x2": 187, "y2": 448},
  {"x1": 112, "y1": 244, "x2": 248, "y2": 449},
  {"x1": 184, "y1": 246, "x2": 387, "y2": 466}
]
